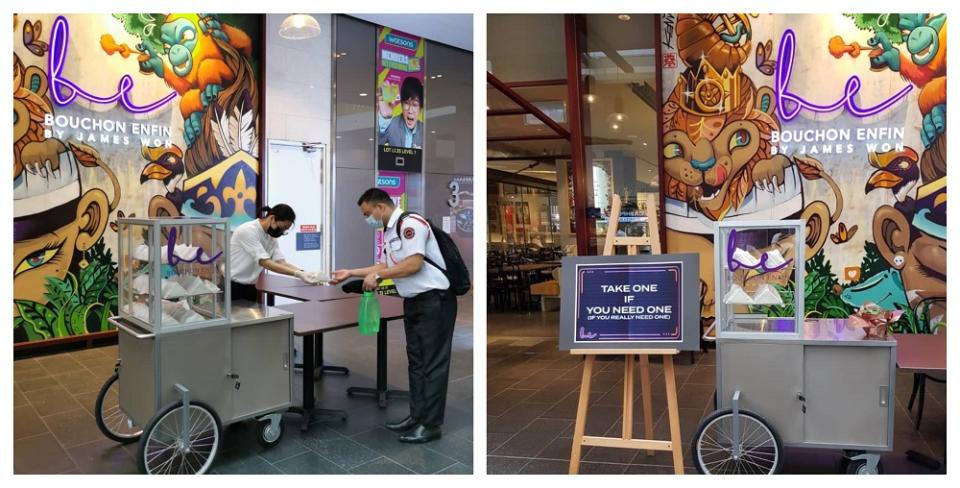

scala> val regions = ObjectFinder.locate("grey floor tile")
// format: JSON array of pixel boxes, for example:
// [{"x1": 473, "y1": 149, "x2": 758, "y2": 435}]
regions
[
  {"x1": 389, "y1": 445, "x2": 458, "y2": 474},
  {"x1": 301, "y1": 437, "x2": 380, "y2": 471},
  {"x1": 273, "y1": 451, "x2": 346, "y2": 474},
  {"x1": 437, "y1": 462, "x2": 472, "y2": 474},
  {"x1": 424, "y1": 431, "x2": 473, "y2": 466},
  {"x1": 349, "y1": 456, "x2": 415, "y2": 474}
]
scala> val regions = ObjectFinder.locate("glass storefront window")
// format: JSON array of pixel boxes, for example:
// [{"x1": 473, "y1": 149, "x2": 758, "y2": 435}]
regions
[{"x1": 579, "y1": 14, "x2": 660, "y2": 251}]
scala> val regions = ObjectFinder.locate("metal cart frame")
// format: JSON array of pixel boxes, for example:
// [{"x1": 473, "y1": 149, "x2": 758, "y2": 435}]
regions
[{"x1": 693, "y1": 221, "x2": 897, "y2": 475}]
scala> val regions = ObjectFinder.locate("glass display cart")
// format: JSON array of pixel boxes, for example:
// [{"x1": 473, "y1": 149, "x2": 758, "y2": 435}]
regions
[
  {"x1": 94, "y1": 217, "x2": 295, "y2": 474},
  {"x1": 693, "y1": 220, "x2": 896, "y2": 474}
]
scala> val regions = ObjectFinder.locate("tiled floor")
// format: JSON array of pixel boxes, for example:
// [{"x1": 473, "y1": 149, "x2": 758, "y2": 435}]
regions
[
  {"x1": 487, "y1": 310, "x2": 946, "y2": 475},
  {"x1": 13, "y1": 296, "x2": 473, "y2": 474}
]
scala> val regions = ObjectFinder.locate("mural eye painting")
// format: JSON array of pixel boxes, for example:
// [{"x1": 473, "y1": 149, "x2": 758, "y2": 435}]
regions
[
  {"x1": 182, "y1": 29, "x2": 195, "y2": 42},
  {"x1": 163, "y1": 43, "x2": 171, "y2": 52},
  {"x1": 728, "y1": 129, "x2": 751, "y2": 151},
  {"x1": 15, "y1": 248, "x2": 60, "y2": 276},
  {"x1": 664, "y1": 143, "x2": 684, "y2": 159}
]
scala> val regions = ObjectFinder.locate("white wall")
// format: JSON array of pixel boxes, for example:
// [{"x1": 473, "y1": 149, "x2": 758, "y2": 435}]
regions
[{"x1": 265, "y1": 14, "x2": 333, "y2": 145}]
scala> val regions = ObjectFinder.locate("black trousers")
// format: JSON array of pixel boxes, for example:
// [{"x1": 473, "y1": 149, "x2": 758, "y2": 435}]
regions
[
  {"x1": 402, "y1": 288, "x2": 457, "y2": 428},
  {"x1": 231, "y1": 281, "x2": 259, "y2": 303}
]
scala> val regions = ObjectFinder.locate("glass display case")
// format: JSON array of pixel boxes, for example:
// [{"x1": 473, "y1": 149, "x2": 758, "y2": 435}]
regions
[
  {"x1": 118, "y1": 217, "x2": 230, "y2": 333},
  {"x1": 714, "y1": 220, "x2": 804, "y2": 337}
]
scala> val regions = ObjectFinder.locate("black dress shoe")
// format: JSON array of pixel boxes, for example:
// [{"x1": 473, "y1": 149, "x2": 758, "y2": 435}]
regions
[
  {"x1": 398, "y1": 425, "x2": 441, "y2": 443},
  {"x1": 385, "y1": 416, "x2": 418, "y2": 433}
]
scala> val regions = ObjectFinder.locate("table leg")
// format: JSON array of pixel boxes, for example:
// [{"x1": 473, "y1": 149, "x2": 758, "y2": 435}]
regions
[
  {"x1": 346, "y1": 318, "x2": 409, "y2": 407},
  {"x1": 317, "y1": 334, "x2": 350, "y2": 376},
  {"x1": 291, "y1": 334, "x2": 347, "y2": 431},
  {"x1": 915, "y1": 374, "x2": 926, "y2": 430},
  {"x1": 908, "y1": 373, "x2": 921, "y2": 411}
]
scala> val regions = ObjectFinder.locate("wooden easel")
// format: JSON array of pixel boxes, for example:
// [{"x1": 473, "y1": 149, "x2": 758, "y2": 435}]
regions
[{"x1": 568, "y1": 194, "x2": 684, "y2": 474}]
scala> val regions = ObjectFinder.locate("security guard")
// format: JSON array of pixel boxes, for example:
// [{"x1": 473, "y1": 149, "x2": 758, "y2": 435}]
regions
[{"x1": 330, "y1": 188, "x2": 457, "y2": 443}]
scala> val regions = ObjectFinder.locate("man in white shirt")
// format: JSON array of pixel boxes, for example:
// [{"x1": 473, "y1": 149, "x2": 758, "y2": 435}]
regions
[
  {"x1": 230, "y1": 204, "x2": 319, "y2": 302},
  {"x1": 331, "y1": 188, "x2": 457, "y2": 444}
]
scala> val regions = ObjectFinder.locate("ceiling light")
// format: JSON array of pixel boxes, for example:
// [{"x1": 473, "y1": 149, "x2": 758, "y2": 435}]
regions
[
  {"x1": 279, "y1": 14, "x2": 321, "y2": 40},
  {"x1": 611, "y1": 123, "x2": 620, "y2": 130},
  {"x1": 359, "y1": 92, "x2": 368, "y2": 97},
  {"x1": 436, "y1": 74, "x2": 443, "y2": 78},
  {"x1": 643, "y1": 142, "x2": 648, "y2": 146},
  {"x1": 618, "y1": 14, "x2": 631, "y2": 21},
  {"x1": 586, "y1": 94, "x2": 596, "y2": 103}
]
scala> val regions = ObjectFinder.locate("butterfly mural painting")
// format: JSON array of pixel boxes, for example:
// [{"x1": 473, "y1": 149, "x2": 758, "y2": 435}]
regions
[
  {"x1": 109, "y1": 210, "x2": 136, "y2": 233},
  {"x1": 23, "y1": 19, "x2": 49, "y2": 57},
  {"x1": 756, "y1": 39, "x2": 775, "y2": 76},
  {"x1": 830, "y1": 222, "x2": 858, "y2": 245}
]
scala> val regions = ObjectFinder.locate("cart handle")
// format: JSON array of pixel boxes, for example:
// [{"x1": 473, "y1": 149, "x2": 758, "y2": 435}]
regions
[{"x1": 117, "y1": 321, "x2": 155, "y2": 339}]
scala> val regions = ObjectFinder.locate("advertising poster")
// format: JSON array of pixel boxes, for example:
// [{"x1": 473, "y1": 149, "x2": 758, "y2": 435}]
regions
[
  {"x1": 374, "y1": 170, "x2": 407, "y2": 264},
  {"x1": 375, "y1": 27, "x2": 425, "y2": 173},
  {"x1": 559, "y1": 254, "x2": 700, "y2": 351}
]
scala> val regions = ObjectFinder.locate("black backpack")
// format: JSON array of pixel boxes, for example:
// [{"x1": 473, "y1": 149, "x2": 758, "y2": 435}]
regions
[{"x1": 396, "y1": 212, "x2": 471, "y2": 295}]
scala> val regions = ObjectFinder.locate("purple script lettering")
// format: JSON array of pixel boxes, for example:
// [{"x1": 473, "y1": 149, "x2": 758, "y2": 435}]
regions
[
  {"x1": 775, "y1": 28, "x2": 912, "y2": 121},
  {"x1": 166, "y1": 227, "x2": 223, "y2": 266},
  {"x1": 48, "y1": 15, "x2": 176, "y2": 114},
  {"x1": 726, "y1": 229, "x2": 792, "y2": 273}
]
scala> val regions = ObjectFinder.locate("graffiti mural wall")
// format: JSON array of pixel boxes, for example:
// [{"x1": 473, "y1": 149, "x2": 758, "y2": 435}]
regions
[
  {"x1": 659, "y1": 14, "x2": 945, "y2": 333},
  {"x1": 13, "y1": 14, "x2": 262, "y2": 344}
]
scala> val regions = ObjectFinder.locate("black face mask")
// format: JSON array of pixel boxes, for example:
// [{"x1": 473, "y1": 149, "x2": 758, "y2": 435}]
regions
[{"x1": 267, "y1": 225, "x2": 286, "y2": 238}]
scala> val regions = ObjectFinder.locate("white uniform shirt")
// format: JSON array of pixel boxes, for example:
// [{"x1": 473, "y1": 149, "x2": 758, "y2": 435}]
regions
[
  {"x1": 382, "y1": 207, "x2": 449, "y2": 298},
  {"x1": 229, "y1": 219, "x2": 286, "y2": 285}
]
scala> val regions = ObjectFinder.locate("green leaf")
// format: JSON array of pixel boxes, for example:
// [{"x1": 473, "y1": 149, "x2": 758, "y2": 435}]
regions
[
  {"x1": 15, "y1": 301, "x2": 53, "y2": 340},
  {"x1": 79, "y1": 262, "x2": 110, "y2": 305},
  {"x1": 69, "y1": 304, "x2": 95, "y2": 336},
  {"x1": 42, "y1": 275, "x2": 74, "y2": 310}
]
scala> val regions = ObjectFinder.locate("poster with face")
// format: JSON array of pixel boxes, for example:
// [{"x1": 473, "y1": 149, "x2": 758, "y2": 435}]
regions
[
  {"x1": 13, "y1": 14, "x2": 262, "y2": 345},
  {"x1": 375, "y1": 27, "x2": 425, "y2": 173},
  {"x1": 659, "y1": 14, "x2": 946, "y2": 333}
]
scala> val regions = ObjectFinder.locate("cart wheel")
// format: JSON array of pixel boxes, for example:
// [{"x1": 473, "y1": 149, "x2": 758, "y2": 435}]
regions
[
  {"x1": 846, "y1": 459, "x2": 883, "y2": 474},
  {"x1": 94, "y1": 372, "x2": 142, "y2": 444},
  {"x1": 692, "y1": 408, "x2": 784, "y2": 474},
  {"x1": 257, "y1": 418, "x2": 284, "y2": 448},
  {"x1": 137, "y1": 400, "x2": 221, "y2": 474}
]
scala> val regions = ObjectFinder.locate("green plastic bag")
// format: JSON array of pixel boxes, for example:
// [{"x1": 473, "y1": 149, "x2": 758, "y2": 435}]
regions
[{"x1": 358, "y1": 291, "x2": 381, "y2": 336}]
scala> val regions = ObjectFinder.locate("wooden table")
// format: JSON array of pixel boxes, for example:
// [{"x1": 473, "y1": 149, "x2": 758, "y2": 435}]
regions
[
  {"x1": 893, "y1": 333, "x2": 946, "y2": 429},
  {"x1": 258, "y1": 273, "x2": 354, "y2": 376},
  {"x1": 278, "y1": 296, "x2": 407, "y2": 430}
]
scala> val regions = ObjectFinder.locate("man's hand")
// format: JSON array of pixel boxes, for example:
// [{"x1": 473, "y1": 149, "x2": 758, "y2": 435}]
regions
[
  {"x1": 362, "y1": 272, "x2": 380, "y2": 291},
  {"x1": 377, "y1": 83, "x2": 399, "y2": 118},
  {"x1": 328, "y1": 269, "x2": 352, "y2": 285}
]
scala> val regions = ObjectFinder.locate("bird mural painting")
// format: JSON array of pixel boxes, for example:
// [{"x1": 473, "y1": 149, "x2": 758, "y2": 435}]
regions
[
  {"x1": 140, "y1": 144, "x2": 186, "y2": 218},
  {"x1": 864, "y1": 147, "x2": 920, "y2": 202}
]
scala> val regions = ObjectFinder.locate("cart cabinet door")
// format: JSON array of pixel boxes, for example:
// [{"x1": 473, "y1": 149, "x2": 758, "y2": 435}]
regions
[
  {"x1": 718, "y1": 342, "x2": 804, "y2": 444},
  {"x1": 157, "y1": 327, "x2": 232, "y2": 420},
  {"x1": 231, "y1": 319, "x2": 292, "y2": 419},
  {"x1": 803, "y1": 346, "x2": 892, "y2": 449}
]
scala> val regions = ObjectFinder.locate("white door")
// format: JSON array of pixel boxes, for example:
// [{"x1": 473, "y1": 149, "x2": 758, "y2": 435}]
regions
[{"x1": 265, "y1": 140, "x2": 331, "y2": 275}]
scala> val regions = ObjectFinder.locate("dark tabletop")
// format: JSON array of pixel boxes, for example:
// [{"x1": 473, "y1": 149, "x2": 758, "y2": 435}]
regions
[
  {"x1": 256, "y1": 273, "x2": 354, "y2": 302},
  {"x1": 278, "y1": 295, "x2": 405, "y2": 336}
]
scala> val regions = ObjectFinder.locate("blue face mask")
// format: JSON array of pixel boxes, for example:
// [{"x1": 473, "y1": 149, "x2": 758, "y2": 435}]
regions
[{"x1": 366, "y1": 210, "x2": 382, "y2": 229}]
